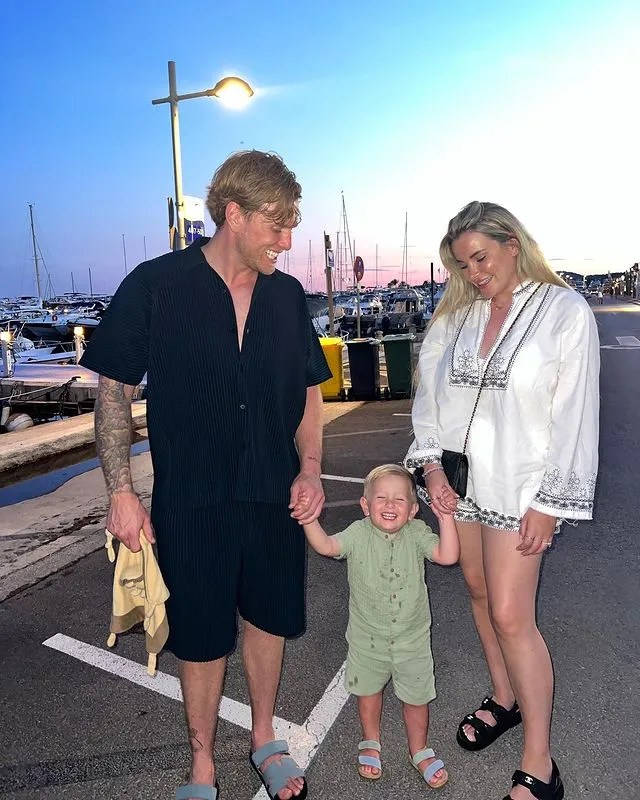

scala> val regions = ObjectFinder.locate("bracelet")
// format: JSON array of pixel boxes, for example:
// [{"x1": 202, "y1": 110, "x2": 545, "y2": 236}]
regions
[{"x1": 423, "y1": 465, "x2": 444, "y2": 477}]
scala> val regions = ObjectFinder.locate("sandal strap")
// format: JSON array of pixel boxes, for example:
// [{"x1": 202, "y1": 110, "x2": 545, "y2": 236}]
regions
[
  {"x1": 176, "y1": 784, "x2": 217, "y2": 800},
  {"x1": 462, "y1": 713, "x2": 494, "y2": 735},
  {"x1": 481, "y1": 695, "x2": 518, "y2": 721},
  {"x1": 510, "y1": 769, "x2": 552, "y2": 800},
  {"x1": 411, "y1": 747, "x2": 435, "y2": 766},
  {"x1": 423, "y1": 759, "x2": 445, "y2": 783},
  {"x1": 255, "y1": 755, "x2": 304, "y2": 797},
  {"x1": 358, "y1": 755, "x2": 382, "y2": 770},
  {"x1": 251, "y1": 740, "x2": 304, "y2": 797},
  {"x1": 251, "y1": 739, "x2": 290, "y2": 767},
  {"x1": 358, "y1": 739, "x2": 381, "y2": 752}
]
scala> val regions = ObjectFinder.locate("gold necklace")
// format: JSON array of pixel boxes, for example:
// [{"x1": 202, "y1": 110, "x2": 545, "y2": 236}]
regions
[{"x1": 491, "y1": 297, "x2": 512, "y2": 312}]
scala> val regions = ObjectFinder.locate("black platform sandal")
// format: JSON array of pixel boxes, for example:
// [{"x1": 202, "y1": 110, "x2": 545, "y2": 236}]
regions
[
  {"x1": 456, "y1": 695, "x2": 522, "y2": 751},
  {"x1": 503, "y1": 759, "x2": 564, "y2": 800}
]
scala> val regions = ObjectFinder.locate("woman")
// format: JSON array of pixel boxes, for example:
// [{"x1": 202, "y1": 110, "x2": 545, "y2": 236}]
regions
[{"x1": 406, "y1": 202, "x2": 599, "y2": 800}]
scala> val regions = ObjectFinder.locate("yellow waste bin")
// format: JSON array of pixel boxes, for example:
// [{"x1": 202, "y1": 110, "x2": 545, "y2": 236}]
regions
[{"x1": 319, "y1": 337, "x2": 346, "y2": 400}]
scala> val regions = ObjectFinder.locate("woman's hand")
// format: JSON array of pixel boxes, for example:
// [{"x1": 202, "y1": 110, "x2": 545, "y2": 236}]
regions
[
  {"x1": 517, "y1": 508, "x2": 556, "y2": 556},
  {"x1": 425, "y1": 468, "x2": 459, "y2": 516}
]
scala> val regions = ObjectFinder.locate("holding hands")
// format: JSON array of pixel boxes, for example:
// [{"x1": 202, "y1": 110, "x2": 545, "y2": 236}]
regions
[
  {"x1": 289, "y1": 471, "x2": 324, "y2": 524},
  {"x1": 424, "y1": 467, "x2": 459, "y2": 516}
]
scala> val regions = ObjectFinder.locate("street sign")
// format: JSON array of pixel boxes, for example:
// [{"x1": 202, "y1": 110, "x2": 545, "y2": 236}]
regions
[{"x1": 353, "y1": 255, "x2": 364, "y2": 283}]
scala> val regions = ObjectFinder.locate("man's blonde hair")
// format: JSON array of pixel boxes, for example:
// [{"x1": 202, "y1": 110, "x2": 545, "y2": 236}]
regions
[
  {"x1": 363, "y1": 464, "x2": 417, "y2": 503},
  {"x1": 205, "y1": 150, "x2": 301, "y2": 229}
]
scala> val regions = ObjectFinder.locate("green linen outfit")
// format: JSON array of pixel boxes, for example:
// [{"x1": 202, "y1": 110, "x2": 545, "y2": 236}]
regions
[{"x1": 335, "y1": 517, "x2": 440, "y2": 705}]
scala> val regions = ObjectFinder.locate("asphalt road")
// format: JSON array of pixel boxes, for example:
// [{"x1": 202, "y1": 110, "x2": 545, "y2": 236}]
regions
[{"x1": 0, "y1": 296, "x2": 638, "y2": 799}]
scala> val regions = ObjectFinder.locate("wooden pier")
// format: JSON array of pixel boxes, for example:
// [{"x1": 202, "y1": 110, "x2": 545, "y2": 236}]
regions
[{"x1": 0, "y1": 363, "x2": 145, "y2": 404}]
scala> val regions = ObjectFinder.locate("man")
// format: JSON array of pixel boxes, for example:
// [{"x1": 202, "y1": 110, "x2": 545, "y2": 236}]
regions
[{"x1": 81, "y1": 151, "x2": 331, "y2": 800}]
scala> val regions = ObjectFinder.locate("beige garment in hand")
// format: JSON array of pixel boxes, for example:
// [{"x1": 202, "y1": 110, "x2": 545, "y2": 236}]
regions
[{"x1": 105, "y1": 529, "x2": 170, "y2": 676}]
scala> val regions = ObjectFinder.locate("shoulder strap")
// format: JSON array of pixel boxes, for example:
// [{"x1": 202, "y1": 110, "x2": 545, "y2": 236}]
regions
[{"x1": 461, "y1": 283, "x2": 542, "y2": 454}]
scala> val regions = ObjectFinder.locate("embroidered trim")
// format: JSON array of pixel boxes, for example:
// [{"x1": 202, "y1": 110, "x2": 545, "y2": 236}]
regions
[
  {"x1": 406, "y1": 454, "x2": 441, "y2": 468},
  {"x1": 512, "y1": 280, "x2": 535, "y2": 296},
  {"x1": 405, "y1": 437, "x2": 441, "y2": 468},
  {"x1": 449, "y1": 283, "x2": 551, "y2": 390},
  {"x1": 453, "y1": 497, "x2": 563, "y2": 535},
  {"x1": 534, "y1": 467, "x2": 596, "y2": 514},
  {"x1": 454, "y1": 499, "x2": 521, "y2": 530}
]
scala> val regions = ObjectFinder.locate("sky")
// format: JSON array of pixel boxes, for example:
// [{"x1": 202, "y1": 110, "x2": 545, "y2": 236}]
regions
[{"x1": 1, "y1": 0, "x2": 639, "y2": 297}]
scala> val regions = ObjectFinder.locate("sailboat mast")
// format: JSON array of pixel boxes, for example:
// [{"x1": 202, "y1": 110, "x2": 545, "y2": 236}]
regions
[
  {"x1": 376, "y1": 244, "x2": 379, "y2": 288},
  {"x1": 71, "y1": 272, "x2": 76, "y2": 293},
  {"x1": 402, "y1": 212, "x2": 408, "y2": 284},
  {"x1": 28, "y1": 204, "x2": 42, "y2": 302},
  {"x1": 341, "y1": 192, "x2": 354, "y2": 273},
  {"x1": 89, "y1": 267, "x2": 93, "y2": 297}
]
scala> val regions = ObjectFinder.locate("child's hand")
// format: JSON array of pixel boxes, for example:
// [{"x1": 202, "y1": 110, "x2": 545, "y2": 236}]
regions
[
  {"x1": 292, "y1": 489, "x2": 311, "y2": 523},
  {"x1": 430, "y1": 504, "x2": 445, "y2": 523}
]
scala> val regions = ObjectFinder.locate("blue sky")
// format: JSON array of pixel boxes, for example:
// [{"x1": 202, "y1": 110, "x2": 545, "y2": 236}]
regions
[{"x1": 1, "y1": 0, "x2": 638, "y2": 296}]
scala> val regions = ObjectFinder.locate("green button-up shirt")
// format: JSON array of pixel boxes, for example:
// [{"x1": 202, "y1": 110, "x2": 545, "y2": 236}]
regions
[{"x1": 335, "y1": 518, "x2": 439, "y2": 660}]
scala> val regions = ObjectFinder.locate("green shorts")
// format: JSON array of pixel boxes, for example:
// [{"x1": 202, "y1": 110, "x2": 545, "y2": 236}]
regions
[{"x1": 345, "y1": 642, "x2": 436, "y2": 706}]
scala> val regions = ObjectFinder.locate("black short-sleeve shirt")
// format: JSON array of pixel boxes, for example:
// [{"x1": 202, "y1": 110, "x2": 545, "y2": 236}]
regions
[{"x1": 81, "y1": 239, "x2": 331, "y2": 506}]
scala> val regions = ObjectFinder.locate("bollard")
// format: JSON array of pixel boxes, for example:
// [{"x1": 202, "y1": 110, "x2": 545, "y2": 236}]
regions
[
  {"x1": 1, "y1": 331, "x2": 14, "y2": 378},
  {"x1": 73, "y1": 326, "x2": 86, "y2": 364}
]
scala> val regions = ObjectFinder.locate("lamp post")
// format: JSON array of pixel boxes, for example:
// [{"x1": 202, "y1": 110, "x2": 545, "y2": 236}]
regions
[{"x1": 152, "y1": 61, "x2": 254, "y2": 251}]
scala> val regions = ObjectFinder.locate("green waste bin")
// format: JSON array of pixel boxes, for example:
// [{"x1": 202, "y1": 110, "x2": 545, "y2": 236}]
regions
[{"x1": 382, "y1": 333, "x2": 416, "y2": 399}]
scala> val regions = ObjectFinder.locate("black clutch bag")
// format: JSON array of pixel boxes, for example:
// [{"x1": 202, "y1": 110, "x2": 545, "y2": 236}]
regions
[
  {"x1": 414, "y1": 451, "x2": 468, "y2": 498},
  {"x1": 441, "y1": 450, "x2": 469, "y2": 497}
]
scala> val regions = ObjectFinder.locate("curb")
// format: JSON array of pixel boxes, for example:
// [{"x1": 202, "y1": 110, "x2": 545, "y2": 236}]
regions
[{"x1": 0, "y1": 525, "x2": 105, "y2": 603}]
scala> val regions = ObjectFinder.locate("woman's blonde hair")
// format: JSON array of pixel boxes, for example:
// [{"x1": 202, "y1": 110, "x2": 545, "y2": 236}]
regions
[
  {"x1": 432, "y1": 201, "x2": 568, "y2": 322},
  {"x1": 363, "y1": 464, "x2": 417, "y2": 503}
]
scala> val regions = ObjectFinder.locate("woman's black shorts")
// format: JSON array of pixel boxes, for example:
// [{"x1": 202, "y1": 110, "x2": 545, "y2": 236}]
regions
[{"x1": 153, "y1": 501, "x2": 306, "y2": 662}]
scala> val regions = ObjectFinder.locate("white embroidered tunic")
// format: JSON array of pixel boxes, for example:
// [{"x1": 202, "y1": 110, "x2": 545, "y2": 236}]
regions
[{"x1": 406, "y1": 282, "x2": 600, "y2": 527}]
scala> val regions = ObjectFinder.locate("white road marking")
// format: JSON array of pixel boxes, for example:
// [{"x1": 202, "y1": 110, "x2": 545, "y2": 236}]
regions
[
  {"x1": 43, "y1": 633, "x2": 350, "y2": 800},
  {"x1": 321, "y1": 474, "x2": 364, "y2": 484},
  {"x1": 324, "y1": 498, "x2": 360, "y2": 508},
  {"x1": 42, "y1": 633, "x2": 294, "y2": 733},
  {"x1": 600, "y1": 345, "x2": 640, "y2": 350},
  {"x1": 615, "y1": 336, "x2": 640, "y2": 346},
  {"x1": 323, "y1": 426, "x2": 408, "y2": 438},
  {"x1": 392, "y1": 413, "x2": 412, "y2": 416}
]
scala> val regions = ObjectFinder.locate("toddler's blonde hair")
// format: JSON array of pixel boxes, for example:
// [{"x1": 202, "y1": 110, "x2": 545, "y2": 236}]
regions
[{"x1": 363, "y1": 464, "x2": 417, "y2": 503}]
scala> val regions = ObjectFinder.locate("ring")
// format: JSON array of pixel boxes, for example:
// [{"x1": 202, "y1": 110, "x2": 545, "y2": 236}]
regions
[
  {"x1": 523, "y1": 535, "x2": 532, "y2": 540},
  {"x1": 543, "y1": 540, "x2": 552, "y2": 547}
]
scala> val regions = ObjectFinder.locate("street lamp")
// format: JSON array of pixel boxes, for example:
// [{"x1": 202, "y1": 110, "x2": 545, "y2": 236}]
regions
[{"x1": 152, "y1": 61, "x2": 254, "y2": 250}]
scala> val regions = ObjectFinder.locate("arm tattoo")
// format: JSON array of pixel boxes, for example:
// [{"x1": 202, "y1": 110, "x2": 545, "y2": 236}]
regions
[{"x1": 95, "y1": 376, "x2": 134, "y2": 495}]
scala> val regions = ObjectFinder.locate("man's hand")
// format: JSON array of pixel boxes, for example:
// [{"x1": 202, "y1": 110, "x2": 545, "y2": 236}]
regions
[
  {"x1": 289, "y1": 472, "x2": 324, "y2": 524},
  {"x1": 106, "y1": 491, "x2": 155, "y2": 552}
]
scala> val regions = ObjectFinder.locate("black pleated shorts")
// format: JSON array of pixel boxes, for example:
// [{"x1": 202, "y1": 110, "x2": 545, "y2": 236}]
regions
[{"x1": 153, "y1": 501, "x2": 306, "y2": 662}]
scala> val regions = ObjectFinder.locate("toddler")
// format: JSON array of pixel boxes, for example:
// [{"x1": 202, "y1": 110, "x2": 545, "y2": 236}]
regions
[{"x1": 301, "y1": 463, "x2": 459, "y2": 788}]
